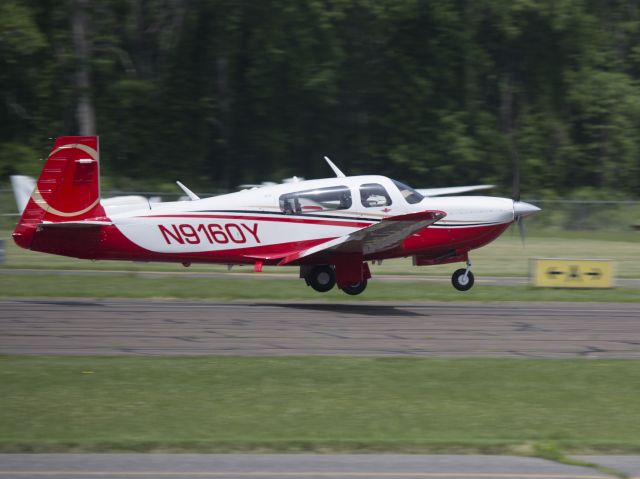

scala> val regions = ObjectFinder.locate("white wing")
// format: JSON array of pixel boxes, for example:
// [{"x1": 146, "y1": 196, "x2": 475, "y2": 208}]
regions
[
  {"x1": 279, "y1": 210, "x2": 446, "y2": 265},
  {"x1": 417, "y1": 185, "x2": 494, "y2": 197}
]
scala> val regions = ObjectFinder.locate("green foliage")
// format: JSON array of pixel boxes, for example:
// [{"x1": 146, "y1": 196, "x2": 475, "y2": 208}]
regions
[
  {"x1": 0, "y1": 143, "x2": 41, "y2": 177},
  {"x1": 0, "y1": 1, "x2": 639, "y2": 196},
  {"x1": 0, "y1": 272, "x2": 639, "y2": 302},
  {"x1": 0, "y1": 1, "x2": 45, "y2": 58},
  {"x1": 1, "y1": 357, "x2": 640, "y2": 452}
]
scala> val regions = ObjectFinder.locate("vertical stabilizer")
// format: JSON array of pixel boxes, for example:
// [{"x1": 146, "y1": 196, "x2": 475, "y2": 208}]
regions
[{"x1": 13, "y1": 136, "x2": 106, "y2": 250}]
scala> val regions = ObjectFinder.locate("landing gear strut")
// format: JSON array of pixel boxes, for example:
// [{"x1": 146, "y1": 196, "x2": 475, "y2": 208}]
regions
[
  {"x1": 451, "y1": 261, "x2": 474, "y2": 291},
  {"x1": 305, "y1": 265, "x2": 336, "y2": 292}
]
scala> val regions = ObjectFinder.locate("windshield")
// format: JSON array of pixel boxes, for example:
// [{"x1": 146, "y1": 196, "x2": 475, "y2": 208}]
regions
[{"x1": 392, "y1": 180, "x2": 424, "y2": 204}]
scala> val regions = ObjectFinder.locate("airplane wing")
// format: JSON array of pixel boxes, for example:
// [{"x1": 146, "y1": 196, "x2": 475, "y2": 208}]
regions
[
  {"x1": 417, "y1": 185, "x2": 494, "y2": 197},
  {"x1": 278, "y1": 210, "x2": 446, "y2": 265}
]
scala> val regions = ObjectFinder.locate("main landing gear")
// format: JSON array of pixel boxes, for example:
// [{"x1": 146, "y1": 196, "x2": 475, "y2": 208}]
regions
[
  {"x1": 302, "y1": 264, "x2": 370, "y2": 295},
  {"x1": 451, "y1": 261, "x2": 474, "y2": 291},
  {"x1": 341, "y1": 279, "x2": 368, "y2": 296},
  {"x1": 305, "y1": 265, "x2": 336, "y2": 292}
]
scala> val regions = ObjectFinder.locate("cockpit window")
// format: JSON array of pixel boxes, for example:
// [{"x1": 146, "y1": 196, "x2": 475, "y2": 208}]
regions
[
  {"x1": 392, "y1": 180, "x2": 424, "y2": 204},
  {"x1": 279, "y1": 185, "x2": 352, "y2": 214},
  {"x1": 360, "y1": 183, "x2": 392, "y2": 208}
]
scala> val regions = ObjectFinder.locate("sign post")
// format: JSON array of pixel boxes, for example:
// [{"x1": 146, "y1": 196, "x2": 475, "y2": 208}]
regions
[{"x1": 530, "y1": 258, "x2": 614, "y2": 288}]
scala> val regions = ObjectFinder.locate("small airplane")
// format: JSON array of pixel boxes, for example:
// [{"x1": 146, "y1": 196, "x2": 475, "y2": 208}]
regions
[{"x1": 12, "y1": 136, "x2": 540, "y2": 295}]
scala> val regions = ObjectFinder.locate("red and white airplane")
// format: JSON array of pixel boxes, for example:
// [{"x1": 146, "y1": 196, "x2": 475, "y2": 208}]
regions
[{"x1": 13, "y1": 136, "x2": 539, "y2": 295}]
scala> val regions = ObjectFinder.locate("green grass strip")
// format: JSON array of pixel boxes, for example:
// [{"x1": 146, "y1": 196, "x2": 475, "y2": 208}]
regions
[
  {"x1": 1, "y1": 356, "x2": 639, "y2": 453},
  {"x1": 0, "y1": 272, "x2": 638, "y2": 302}
]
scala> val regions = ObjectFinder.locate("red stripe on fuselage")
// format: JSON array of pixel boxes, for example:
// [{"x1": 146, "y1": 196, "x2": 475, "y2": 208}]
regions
[{"x1": 140, "y1": 213, "x2": 374, "y2": 229}]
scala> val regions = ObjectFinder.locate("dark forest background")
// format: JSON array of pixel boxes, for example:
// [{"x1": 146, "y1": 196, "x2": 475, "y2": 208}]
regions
[{"x1": 1, "y1": 0, "x2": 640, "y2": 198}]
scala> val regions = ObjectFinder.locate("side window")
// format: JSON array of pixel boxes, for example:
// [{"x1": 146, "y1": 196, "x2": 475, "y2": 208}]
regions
[
  {"x1": 360, "y1": 183, "x2": 392, "y2": 208},
  {"x1": 279, "y1": 185, "x2": 352, "y2": 214}
]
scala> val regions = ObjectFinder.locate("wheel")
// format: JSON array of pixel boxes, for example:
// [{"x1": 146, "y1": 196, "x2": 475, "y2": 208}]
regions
[
  {"x1": 341, "y1": 279, "x2": 368, "y2": 296},
  {"x1": 452, "y1": 269, "x2": 474, "y2": 291},
  {"x1": 307, "y1": 265, "x2": 336, "y2": 292}
]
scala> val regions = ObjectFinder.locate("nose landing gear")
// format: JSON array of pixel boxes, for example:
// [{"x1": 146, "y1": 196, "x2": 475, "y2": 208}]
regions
[{"x1": 451, "y1": 261, "x2": 474, "y2": 291}]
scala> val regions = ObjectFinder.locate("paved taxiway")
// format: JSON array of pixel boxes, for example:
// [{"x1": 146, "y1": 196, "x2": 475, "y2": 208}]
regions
[
  {"x1": 0, "y1": 454, "x2": 626, "y2": 479},
  {"x1": 1, "y1": 299, "x2": 638, "y2": 357}
]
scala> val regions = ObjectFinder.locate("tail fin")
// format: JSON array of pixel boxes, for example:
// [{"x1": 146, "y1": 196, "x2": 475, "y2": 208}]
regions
[{"x1": 13, "y1": 136, "x2": 106, "y2": 249}]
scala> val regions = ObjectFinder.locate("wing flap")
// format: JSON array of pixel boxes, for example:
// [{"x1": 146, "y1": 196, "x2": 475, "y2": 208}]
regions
[{"x1": 279, "y1": 210, "x2": 446, "y2": 265}]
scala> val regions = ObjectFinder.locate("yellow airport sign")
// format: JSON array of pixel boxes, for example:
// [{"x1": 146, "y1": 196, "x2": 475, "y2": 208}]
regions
[{"x1": 531, "y1": 258, "x2": 615, "y2": 288}]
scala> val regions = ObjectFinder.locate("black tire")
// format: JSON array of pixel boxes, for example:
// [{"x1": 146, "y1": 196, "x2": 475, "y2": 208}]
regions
[
  {"x1": 307, "y1": 265, "x2": 336, "y2": 292},
  {"x1": 451, "y1": 269, "x2": 474, "y2": 291},
  {"x1": 341, "y1": 279, "x2": 368, "y2": 296}
]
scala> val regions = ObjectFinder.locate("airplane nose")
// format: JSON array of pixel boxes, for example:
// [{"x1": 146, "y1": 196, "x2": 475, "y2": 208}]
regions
[{"x1": 513, "y1": 201, "x2": 541, "y2": 219}]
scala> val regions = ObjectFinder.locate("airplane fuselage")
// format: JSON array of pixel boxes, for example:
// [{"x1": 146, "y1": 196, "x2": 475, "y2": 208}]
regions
[{"x1": 26, "y1": 175, "x2": 515, "y2": 265}]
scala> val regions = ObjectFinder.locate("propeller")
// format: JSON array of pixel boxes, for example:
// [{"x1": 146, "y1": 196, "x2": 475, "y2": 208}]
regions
[
  {"x1": 517, "y1": 214, "x2": 526, "y2": 246},
  {"x1": 511, "y1": 144, "x2": 521, "y2": 203},
  {"x1": 509, "y1": 136, "x2": 523, "y2": 245},
  {"x1": 509, "y1": 140, "x2": 540, "y2": 245}
]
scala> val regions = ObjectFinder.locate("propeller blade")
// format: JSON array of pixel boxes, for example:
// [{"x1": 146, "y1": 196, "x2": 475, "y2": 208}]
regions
[
  {"x1": 511, "y1": 143, "x2": 521, "y2": 202},
  {"x1": 518, "y1": 217, "x2": 525, "y2": 247}
]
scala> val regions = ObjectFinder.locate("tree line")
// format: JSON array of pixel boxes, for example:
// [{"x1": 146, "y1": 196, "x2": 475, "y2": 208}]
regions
[{"x1": 1, "y1": 0, "x2": 640, "y2": 197}]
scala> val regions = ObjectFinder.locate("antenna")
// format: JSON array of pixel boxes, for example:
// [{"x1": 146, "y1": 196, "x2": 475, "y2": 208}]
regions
[
  {"x1": 324, "y1": 156, "x2": 346, "y2": 178},
  {"x1": 176, "y1": 181, "x2": 200, "y2": 201}
]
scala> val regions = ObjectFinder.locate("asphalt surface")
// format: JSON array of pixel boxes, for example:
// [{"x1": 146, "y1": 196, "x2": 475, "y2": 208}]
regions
[
  {"x1": 1, "y1": 299, "x2": 639, "y2": 357},
  {"x1": 0, "y1": 454, "x2": 626, "y2": 479},
  {"x1": 2, "y1": 300, "x2": 639, "y2": 477}
]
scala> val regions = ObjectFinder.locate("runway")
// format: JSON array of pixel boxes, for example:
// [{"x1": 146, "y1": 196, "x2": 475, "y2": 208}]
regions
[
  {"x1": 0, "y1": 454, "x2": 628, "y2": 479},
  {"x1": 1, "y1": 299, "x2": 639, "y2": 357}
]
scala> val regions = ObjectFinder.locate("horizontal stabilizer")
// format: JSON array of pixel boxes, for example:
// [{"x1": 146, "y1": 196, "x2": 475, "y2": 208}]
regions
[
  {"x1": 10, "y1": 175, "x2": 36, "y2": 214},
  {"x1": 38, "y1": 220, "x2": 113, "y2": 229}
]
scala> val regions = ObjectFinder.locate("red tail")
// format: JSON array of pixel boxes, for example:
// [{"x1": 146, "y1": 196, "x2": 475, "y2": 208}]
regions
[{"x1": 13, "y1": 136, "x2": 106, "y2": 250}]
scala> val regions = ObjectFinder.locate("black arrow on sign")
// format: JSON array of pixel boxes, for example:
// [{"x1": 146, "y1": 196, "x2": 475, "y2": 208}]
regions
[
  {"x1": 586, "y1": 269, "x2": 602, "y2": 279},
  {"x1": 546, "y1": 268, "x2": 564, "y2": 279}
]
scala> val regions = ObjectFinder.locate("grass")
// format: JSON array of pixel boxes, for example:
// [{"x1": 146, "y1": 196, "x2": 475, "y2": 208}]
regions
[
  {"x1": 0, "y1": 271, "x2": 638, "y2": 301},
  {"x1": 2, "y1": 228, "x2": 639, "y2": 278},
  {"x1": 1, "y1": 356, "x2": 639, "y2": 453}
]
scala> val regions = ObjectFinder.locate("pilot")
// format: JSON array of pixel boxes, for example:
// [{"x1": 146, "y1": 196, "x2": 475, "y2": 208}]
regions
[{"x1": 339, "y1": 193, "x2": 351, "y2": 209}]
